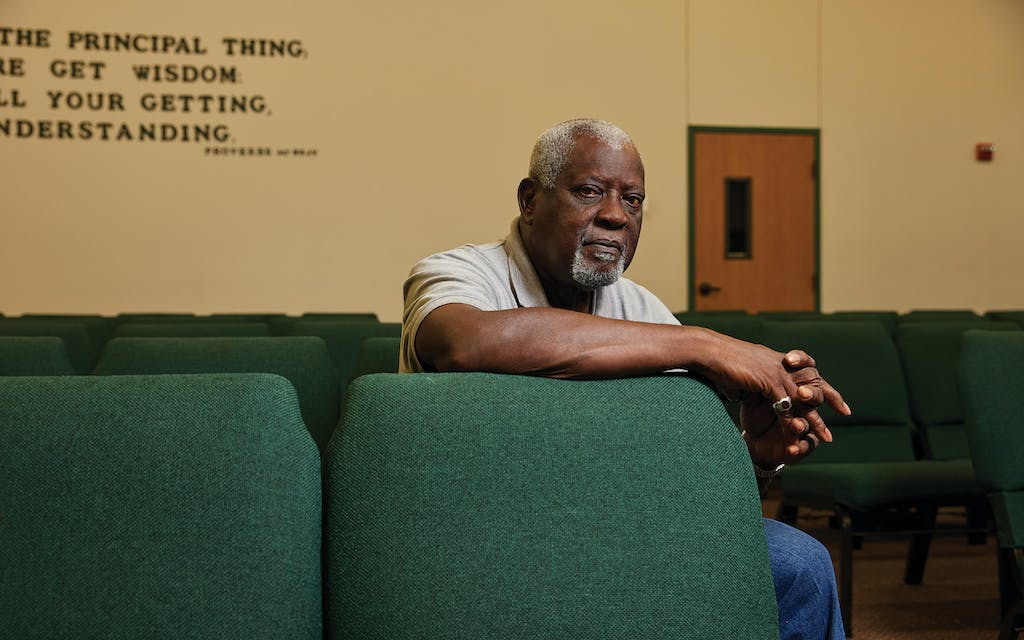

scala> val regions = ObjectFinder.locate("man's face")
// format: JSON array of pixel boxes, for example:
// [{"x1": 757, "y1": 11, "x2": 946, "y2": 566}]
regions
[{"x1": 520, "y1": 136, "x2": 645, "y2": 293}]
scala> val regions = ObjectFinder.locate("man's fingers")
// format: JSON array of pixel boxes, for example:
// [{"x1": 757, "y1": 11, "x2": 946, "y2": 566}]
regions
[
  {"x1": 784, "y1": 350, "x2": 815, "y2": 371},
  {"x1": 802, "y1": 409, "x2": 833, "y2": 443},
  {"x1": 821, "y1": 380, "x2": 851, "y2": 416}
]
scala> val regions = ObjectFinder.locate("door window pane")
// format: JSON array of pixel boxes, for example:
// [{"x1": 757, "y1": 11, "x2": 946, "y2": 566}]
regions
[{"x1": 725, "y1": 177, "x2": 751, "y2": 259}]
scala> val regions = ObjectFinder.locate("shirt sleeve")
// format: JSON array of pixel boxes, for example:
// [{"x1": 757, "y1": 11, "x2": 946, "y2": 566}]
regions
[{"x1": 400, "y1": 246, "x2": 506, "y2": 373}]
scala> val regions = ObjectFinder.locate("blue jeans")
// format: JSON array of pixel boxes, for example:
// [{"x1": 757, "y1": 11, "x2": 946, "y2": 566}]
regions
[{"x1": 764, "y1": 518, "x2": 846, "y2": 639}]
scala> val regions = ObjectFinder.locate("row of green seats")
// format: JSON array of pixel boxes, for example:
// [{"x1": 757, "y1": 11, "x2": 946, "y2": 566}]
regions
[
  {"x1": 0, "y1": 329, "x2": 401, "y2": 452},
  {"x1": 1, "y1": 372, "x2": 781, "y2": 639}
]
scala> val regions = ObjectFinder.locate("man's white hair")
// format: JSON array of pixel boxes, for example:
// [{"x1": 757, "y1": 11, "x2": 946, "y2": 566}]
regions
[{"x1": 528, "y1": 119, "x2": 635, "y2": 190}]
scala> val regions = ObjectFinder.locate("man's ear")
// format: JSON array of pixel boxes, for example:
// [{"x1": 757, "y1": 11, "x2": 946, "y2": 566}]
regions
[{"x1": 517, "y1": 178, "x2": 537, "y2": 224}]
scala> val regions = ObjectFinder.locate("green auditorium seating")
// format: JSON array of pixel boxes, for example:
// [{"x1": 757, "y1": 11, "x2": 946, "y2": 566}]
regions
[
  {"x1": 985, "y1": 310, "x2": 1024, "y2": 328},
  {"x1": 0, "y1": 374, "x2": 322, "y2": 639},
  {"x1": 93, "y1": 337, "x2": 340, "y2": 452},
  {"x1": 22, "y1": 314, "x2": 115, "y2": 350},
  {"x1": 829, "y1": 311, "x2": 899, "y2": 337},
  {"x1": 756, "y1": 311, "x2": 825, "y2": 321},
  {"x1": 324, "y1": 373, "x2": 780, "y2": 639},
  {"x1": 0, "y1": 336, "x2": 76, "y2": 375},
  {"x1": 896, "y1": 320, "x2": 1021, "y2": 460},
  {"x1": 114, "y1": 313, "x2": 197, "y2": 323},
  {"x1": 674, "y1": 311, "x2": 763, "y2": 344},
  {"x1": 115, "y1": 321, "x2": 271, "y2": 337},
  {"x1": 899, "y1": 309, "x2": 983, "y2": 323},
  {"x1": 345, "y1": 337, "x2": 400, "y2": 386},
  {"x1": 0, "y1": 319, "x2": 97, "y2": 373},
  {"x1": 763, "y1": 320, "x2": 985, "y2": 635},
  {"x1": 301, "y1": 312, "x2": 379, "y2": 321},
  {"x1": 960, "y1": 331, "x2": 1024, "y2": 639},
  {"x1": 286, "y1": 320, "x2": 401, "y2": 398}
]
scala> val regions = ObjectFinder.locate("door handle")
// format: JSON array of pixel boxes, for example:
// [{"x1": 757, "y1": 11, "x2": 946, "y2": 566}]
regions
[{"x1": 698, "y1": 282, "x2": 722, "y2": 296}]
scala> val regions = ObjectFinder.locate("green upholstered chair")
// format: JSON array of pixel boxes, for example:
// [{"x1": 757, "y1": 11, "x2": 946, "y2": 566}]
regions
[
  {"x1": 762, "y1": 321, "x2": 916, "y2": 464},
  {"x1": 896, "y1": 320, "x2": 1021, "y2": 460},
  {"x1": 301, "y1": 312, "x2": 379, "y2": 321},
  {"x1": 22, "y1": 314, "x2": 115, "y2": 350},
  {"x1": 0, "y1": 373, "x2": 322, "y2": 639},
  {"x1": 286, "y1": 320, "x2": 401, "y2": 399},
  {"x1": 763, "y1": 320, "x2": 983, "y2": 635},
  {"x1": 345, "y1": 337, "x2": 400, "y2": 386},
  {"x1": 0, "y1": 336, "x2": 77, "y2": 375},
  {"x1": 985, "y1": 311, "x2": 1024, "y2": 329},
  {"x1": 960, "y1": 331, "x2": 1024, "y2": 639},
  {"x1": 674, "y1": 312, "x2": 763, "y2": 344},
  {"x1": 114, "y1": 321, "x2": 271, "y2": 337},
  {"x1": 324, "y1": 372, "x2": 780, "y2": 640},
  {"x1": 114, "y1": 313, "x2": 197, "y2": 324},
  {"x1": 829, "y1": 311, "x2": 899, "y2": 337},
  {"x1": 756, "y1": 311, "x2": 825, "y2": 321},
  {"x1": 899, "y1": 309, "x2": 984, "y2": 323},
  {"x1": 0, "y1": 319, "x2": 97, "y2": 373},
  {"x1": 93, "y1": 337, "x2": 340, "y2": 452}
]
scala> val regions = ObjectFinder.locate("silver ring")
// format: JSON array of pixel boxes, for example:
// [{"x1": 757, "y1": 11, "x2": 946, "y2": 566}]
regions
[{"x1": 772, "y1": 396, "x2": 793, "y2": 413}]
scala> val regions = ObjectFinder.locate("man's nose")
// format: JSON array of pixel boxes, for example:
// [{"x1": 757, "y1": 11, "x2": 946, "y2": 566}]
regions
[{"x1": 595, "y1": 195, "x2": 629, "y2": 228}]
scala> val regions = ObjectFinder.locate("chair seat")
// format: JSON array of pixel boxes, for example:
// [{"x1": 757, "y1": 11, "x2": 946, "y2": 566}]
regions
[{"x1": 781, "y1": 459, "x2": 984, "y2": 509}]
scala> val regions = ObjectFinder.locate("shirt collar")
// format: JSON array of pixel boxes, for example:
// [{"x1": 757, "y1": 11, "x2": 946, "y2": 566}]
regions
[{"x1": 504, "y1": 219, "x2": 599, "y2": 313}]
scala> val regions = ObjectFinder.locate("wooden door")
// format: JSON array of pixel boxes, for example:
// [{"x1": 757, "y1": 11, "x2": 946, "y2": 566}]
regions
[{"x1": 690, "y1": 129, "x2": 818, "y2": 312}]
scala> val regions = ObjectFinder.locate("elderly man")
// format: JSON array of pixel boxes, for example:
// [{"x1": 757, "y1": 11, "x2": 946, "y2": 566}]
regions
[{"x1": 401, "y1": 118, "x2": 848, "y2": 639}]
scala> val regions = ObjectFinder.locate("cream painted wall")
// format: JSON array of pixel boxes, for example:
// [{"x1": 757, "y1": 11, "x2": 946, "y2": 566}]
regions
[
  {"x1": 820, "y1": 0, "x2": 1024, "y2": 312},
  {"x1": 1, "y1": 1, "x2": 1022, "y2": 319},
  {"x1": 0, "y1": 0, "x2": 687, "y2": 320}
]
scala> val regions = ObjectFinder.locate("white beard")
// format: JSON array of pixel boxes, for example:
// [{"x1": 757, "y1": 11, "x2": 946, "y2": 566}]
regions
[{"x1": 570, "y1": 246, "x2": 624, "y2": 288}]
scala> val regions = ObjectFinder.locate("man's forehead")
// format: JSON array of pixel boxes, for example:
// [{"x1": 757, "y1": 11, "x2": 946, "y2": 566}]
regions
[{"x1": 561, "y1": 136, "x2": 644, "y2": 184}]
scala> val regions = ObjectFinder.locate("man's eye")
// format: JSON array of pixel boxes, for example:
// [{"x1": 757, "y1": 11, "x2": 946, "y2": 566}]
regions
[
  {"x1": 624, "y1": 195, "x2": 644, "y2": 209},
  {"x1": 576, "y1": 186, "x2": 602, "y2": 198}
]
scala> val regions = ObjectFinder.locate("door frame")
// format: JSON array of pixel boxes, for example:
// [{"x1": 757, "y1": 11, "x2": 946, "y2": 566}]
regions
[{"x1": 687, "y1": 125, "x2": 822, "y2": 311}]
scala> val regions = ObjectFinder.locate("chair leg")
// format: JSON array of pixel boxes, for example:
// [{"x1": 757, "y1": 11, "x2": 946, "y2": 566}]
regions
[
  {"x1": 904, "y1": 506, "x2": 936, "y2": 585},
  {"x1": 999, "y1": 599, "x2": 1024, "y2": 640},
  {"x1": 838, "y1": 508, "x2": 854, "y2": 637}
]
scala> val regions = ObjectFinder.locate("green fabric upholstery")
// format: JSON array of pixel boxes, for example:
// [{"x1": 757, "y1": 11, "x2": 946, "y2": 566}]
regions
[
  {"x1": 984, "y1": 310, "x2": 1024, "y2": 328},
  {"x1": 93, "y1": 337, "x2": 340, "y2": 452},
  {"x1": 0, "y1": 336, "x2": 76, "y2": 375},
  {"x1": 0, "y1": 374, "x2": 322, "y2": 639},
  {"x1": 899, "y1": 310, "x2": 983, "y2": 323},
  {"x1": 324, "y1": 373, "x2": 779, "y2": 640},
  {"x1": 345, "y1": 337, "x2": 400, "y2": 385},
  {"x1": 959, "y1": 331, "x2": 1024, "y2": 493},
  {"x1": 829, "y1": 311, "x2": 899, "y2": 336},
  {"x1": 286, "y1": 320, "x2": 401, "y2": 395},
  {"x1": 301, "y1": 312, "x2": 379, "y2": 321},
  {"x1": 22, "y1": 314, "x2": 115, "y2": 350},
  {"x1": 896, "y1": 320, "x2": 1020, "y2": 459},
  {"x1": 780, "y1": 459, "x2": 983, "y2": 509},
  {"x1": 761, "y1": 320, "x2": 915, "y2": 463},
  {"x1": 0, "y1": 319, "x2": 97, "y2": 373},
  {"x1": 987, "y1": 493, "x2": 1024, "y2": 548},
  {"x1": 675, "y1": 313, "x2": 763, "y2": 344},
  {"x1": 756, "y1": 311, "x2": 824, "y2": 321},
  {"x1": 114, "y1": 313, "x2": 197, "y2": 323},
  {"x1": 115, "y1": 321, "x2": 271, "y2": 337}
]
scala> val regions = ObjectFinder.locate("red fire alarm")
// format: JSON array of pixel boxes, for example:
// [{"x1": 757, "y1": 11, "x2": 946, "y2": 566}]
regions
[{"x1": 976, "y1": 142, "x2": 995, "y2": 162}]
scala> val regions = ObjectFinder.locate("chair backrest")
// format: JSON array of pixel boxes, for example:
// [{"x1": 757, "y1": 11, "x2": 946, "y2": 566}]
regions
[
  {"x1": 829, "y1": 311, "x2": 899, "y2": 336},
  {"x1": 114, "y1": 313, "x2": 197, "y2": 324},
  {"x1": 0, "y1": 373, "x2": 322, "y2": 639},
  {"x1": 896, "y1": 320, "x2": 1020, "y2": 459},
  {"x1": 983, "y1": 310, "x2": 1024, "y2": 328},
  {"x1": 345, "y1": 337, "x2": 400, "y2": 386},
  {"x1": 286, "y1": 320, "x2": 401, "y2": 393},
  {"x1": 22, "y1": 314, "x2": 115, "y2": 350},
  {"x1": 899, "y1": 309, "x2": 983, "y2": 323},
  {"x1": 93, "y1": 337, "x2": 340, "y2": 451},
  {"x1": 0, "y1": 319, "x2": 96, "y2": 373},
  {"x1": 675, "y1": 313, "x2": 763, "y2": 344},
  {"x1": 115, "y1": 321, "x2": 270, "y2": 337},
  {"x1": 324, "y1": 373, "x2": 779, "y2": 640},
  {"x1": 0, "y1": 336, "x2": 76, "y2": 375},
  {"x1": 959, "y1": 331, "x2": 1024, "y2": 549},
  {"x1": 761, "y1": 320, "x2": 915, "y2": 463}
]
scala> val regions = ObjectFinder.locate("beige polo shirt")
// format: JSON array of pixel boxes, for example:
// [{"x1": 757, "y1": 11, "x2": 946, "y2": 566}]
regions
[{"x1": 400, "y1": 219, "x2": 680, "y2": 373}]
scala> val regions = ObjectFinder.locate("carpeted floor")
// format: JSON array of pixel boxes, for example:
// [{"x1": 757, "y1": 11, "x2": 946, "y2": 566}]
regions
[{"x1": 763, "y1": 494, "x2": 1002, "y2": 639}]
